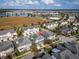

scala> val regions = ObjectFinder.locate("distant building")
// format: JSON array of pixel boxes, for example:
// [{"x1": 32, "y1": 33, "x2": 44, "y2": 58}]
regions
[
  {"x1": 6, "y1": 10, "x2": 28, "y2": 17},
  {"x1": 0, "y1": 9, "x2": 60, "y2": 18}
]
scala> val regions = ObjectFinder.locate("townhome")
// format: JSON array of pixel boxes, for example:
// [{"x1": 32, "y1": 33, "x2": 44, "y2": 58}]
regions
[
  {"x1": 63, "y1": 42, "x2": 77, "y2": 54},
  {"x1": 23, "y1": 27, "x2": 40, "y2": 37},
  {"x1": 16, "y1": 36, "x2": 32, "y2": 52},
  {"x1": 42, "y1": 30, "x2": 56, "y2": 40},
  {"x1": 0, "y1": 29, "x2": 16, "y2": 41},
  {"x1": 51, "y1": 44, "x2": 78, "y2": 59},
  {"x1": 30, "y1": 34, "x2": 44, "y2": 49},
  {"x1": 0, "y1": 41, "x2": 14, "y2": 58},
  {"x1": 43, "y1": 23, "x2": 58, "y2": 30},
  {"x1": 75, "y1": 40, "x2": 79, "y2": 55}
]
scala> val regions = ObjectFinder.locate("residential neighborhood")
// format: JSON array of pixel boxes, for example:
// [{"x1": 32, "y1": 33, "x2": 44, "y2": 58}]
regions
[
  {"x1": 0, "y1": 0, "x2": 79, "y2": 59},
  {"x1": 0, "y1": 9, "x2": 79, "y2": 59}
]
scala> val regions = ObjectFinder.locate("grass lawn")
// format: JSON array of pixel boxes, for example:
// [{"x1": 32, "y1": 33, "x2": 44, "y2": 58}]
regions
[{"x1": 0, "y1": 17, "x2": 46, "y2": 30}]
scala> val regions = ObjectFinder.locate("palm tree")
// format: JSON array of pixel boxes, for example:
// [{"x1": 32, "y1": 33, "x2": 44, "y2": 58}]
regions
[
  {"x1": 7, "y1": 35, "x2": 20, "y2": 57},
  {"x1": 11, "y1": 35, "x2": 20, "y2": 56},
  {"x1": 15, "y1": 27, "x2": 24, "y2": 37},
  {"x1": 55, "y1": 22, "x2": 61, "y2": 34}
]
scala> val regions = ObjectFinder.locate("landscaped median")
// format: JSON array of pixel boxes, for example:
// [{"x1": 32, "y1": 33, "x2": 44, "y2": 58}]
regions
[{"x1": 13, "y1": 51, "x2": 31, "y2": 59}]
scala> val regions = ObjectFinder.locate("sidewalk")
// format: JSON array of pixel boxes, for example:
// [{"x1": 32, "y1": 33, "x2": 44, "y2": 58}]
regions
[{"x1": 13, "y1": 51, "x2": 31, "y2": 59}]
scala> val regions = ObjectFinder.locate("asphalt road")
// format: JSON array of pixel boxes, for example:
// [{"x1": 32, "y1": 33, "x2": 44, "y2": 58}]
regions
[{"x1": 58, "y1": 35, "x2": 77, "y2": 42}]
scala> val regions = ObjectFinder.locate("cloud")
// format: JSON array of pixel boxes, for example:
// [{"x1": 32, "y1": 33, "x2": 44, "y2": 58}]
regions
[
  {"x1": 26, "y1": 0, "x2": 39, "y2": 5},
  {"x1": 41, "y1": 0, "x2": 54, "y2": 5},
  {"x1": 15, "y1": 0, "x2": 39, "y2": 5},
  {"x1": 1, "y1": 0, "x2": 79, "y2": 9},
  {"x1": 63, "y1": 0, "x2": 79, "y2": 5},
  {"x1": 73, "y1": 0, "x2": 79, "y2": 5},
  {"x1": 73, "y1": 2, "x2": 79, "y2": 5},
  {"x1": 1, "y1": 0, "x2": 39, "y2": 6},
  {"x1": 54, "y1": 4, "x2": 61, "y2": 7},
  {"x1": 41, "y1": 0, "x2": 61, "y2": 7},
  {"x1": 2, "y1": 1, "x2": 17, "y2": 6}
]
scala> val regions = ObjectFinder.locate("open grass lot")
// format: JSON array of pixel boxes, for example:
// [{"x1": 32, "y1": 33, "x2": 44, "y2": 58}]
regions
[{"x1": 0, "y1": 17, "x2": 46, "y2": 30}]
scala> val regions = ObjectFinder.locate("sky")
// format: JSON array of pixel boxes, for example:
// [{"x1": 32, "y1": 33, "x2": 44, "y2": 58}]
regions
[{"x1": 0, "y1": 0, "x2": 79, "y2": 9}]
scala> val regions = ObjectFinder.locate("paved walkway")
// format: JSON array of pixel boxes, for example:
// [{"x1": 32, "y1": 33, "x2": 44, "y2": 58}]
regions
[{"x1": 13, "y1": 51, "x2": 31, "y2": 59}]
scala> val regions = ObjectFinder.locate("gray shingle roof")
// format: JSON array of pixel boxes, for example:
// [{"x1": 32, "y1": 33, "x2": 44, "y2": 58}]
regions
[
  {"x1": 16, "y1": 36, "x2": 32, "y2": 47},
  {"x1": 30, "y1": 34, "x2": 44, "y2": 42},
  {"x1": 0, "y1": 41, "x2": 13, "y2": 52},
  {"x1": 42, "y1": 54, "x2": 52, "y2": 59},
  {"x1": 0, "y1": 29, "x2": 15, "y2": 35},
  {"x1": 42, "y1": 31, "x2": 54, "y2": 38}
]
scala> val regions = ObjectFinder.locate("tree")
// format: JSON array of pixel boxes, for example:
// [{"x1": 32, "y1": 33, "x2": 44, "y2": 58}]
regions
[
  {"x1": 11, "y1": 35, "x2": 20, "y2": 56},
  {"x1": 12, "y1": 40, "x2": 20, "y2": 56},
  {"x1": 16, "y1": 27, "x2": 24, "y2": 37},
  {"x1": 23, "y1": 24, "x2": 27, "y2": 27},
  {"x1": 5, "y1": 54, "x2": 12, "y2": 59},
  {"x1": 7, "y1": 35, "x2": 20, "y2": 57},
  {"x1": 60, "y1": 13, "x2": 65, "y2": 18},
  {"x1": 44, "y1": 40, "x2": 52, "y2": 45},
  {"x1": 31, "y1": 42, "x2": 38, "y2": 53},
  {"x1": 75, "y1": 15, "x2": 79, "y2": 22},
  {"x1": 55, "y1": 22, "x2": 61, "y2": 34},
  {"x1": 13, "y1": 26, "x2": 17, "y2": 31}
]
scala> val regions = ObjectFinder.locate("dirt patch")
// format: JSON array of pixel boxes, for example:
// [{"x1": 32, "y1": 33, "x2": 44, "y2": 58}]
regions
[{"x1": 0, "y1": 17, "x2": 46, "y2": 30}]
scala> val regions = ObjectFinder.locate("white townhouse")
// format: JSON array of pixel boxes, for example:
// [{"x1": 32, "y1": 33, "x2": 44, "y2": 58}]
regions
[
  {"x1": 60, "y1": 21, "x2": 68, "y2": 26},
  {"x1": 30, "y1": 34, "x2": 45, "y2": 49},
  {"x1": 0, "y1": 29, "x2": 16, "y2": 42},
  {"x1": 23, "y1": 27, "x2": 40, "y2": 37},
  {"x1": 43, "y1": 23, "x2": 58, "y2": 30},
  {"x1": 16, "y1": 36, "x2": 32, "y2": 52}
]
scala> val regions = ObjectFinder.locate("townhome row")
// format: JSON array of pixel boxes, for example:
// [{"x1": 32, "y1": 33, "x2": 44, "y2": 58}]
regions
[{"x1": 0, "y1": 27, "x2": 56, "y2": 58}]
